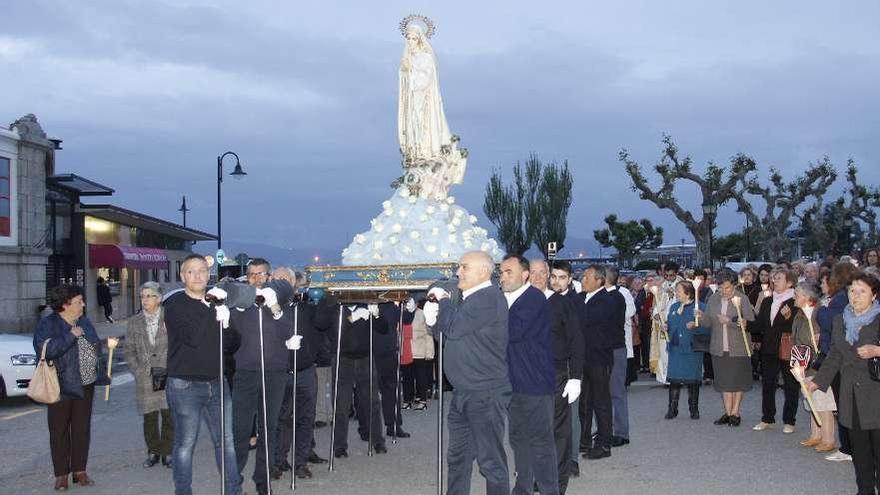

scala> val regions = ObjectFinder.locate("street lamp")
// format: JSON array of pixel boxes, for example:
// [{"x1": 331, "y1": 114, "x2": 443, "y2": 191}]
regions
[
  {"x1": 217, "y1": 151, "x2": 247, "y2": 249},
  {"x1": 178, "y1": 195, "x2": 190, "y2": 227},
  {"x1": 843, "y1": 217, "x2": 854, "y2": 255},
  {"x1": 702, "y1": 201, "x2": 718, "y2": 269},
  {"x1": 738, "y1": 206, "x2": 751, "y2": 261}
]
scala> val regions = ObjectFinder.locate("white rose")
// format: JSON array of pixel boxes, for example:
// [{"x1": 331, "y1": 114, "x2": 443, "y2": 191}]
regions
[
  {"x1": 402, "y1": 245, "x2": 412, "y2": 254},
  {"x1": 452, "y1": 217, "x2": 461, "y2": 226},
  {"x1": 440, "y1": 251, "x2": 450, "y2": 259},
  {"x1": 446, "y1": 196, "x2": 455, "y2": 204},
  {"x1": 373, "y1": 252, "x2": 382, "y2": 260},
  {"x1": 382, "y1": 200, "x2": 392, "y2": 210},
  {"x1": 469, "y1": 215, "x2": 478, "y2": 224},
  {"x1": 453, "y1": 209, "x2": 464, "y2": 218},
  {"x1": 426, "y1": 206, "x2": 435, "y2": 214},
  {"x1": 440, "y1": 204, "x2": 449, "y2": 212},
  {"x1": 398, "y1": 209, "x2": 408, "y2": 218},
  {"x1": 410, "y1": 231, "x2": 421, "y2": 239},
  {"x1": 352, "y1": 251, "x2": 363, "y2": 259},
  {"x1": 392, "y1": 223, "x2": 403, "y2": 233},
  {"x1": 408, "y1": 196, "x2": 417, "y2": 204},
  {"x1": 384, "y1": 209, "x2": 394, "y2": 216},
  {"x1": 448, "y1": 234, "x2": 457, "y2": 243},
  {"x1": 419, "y1": 214, "x2": 429, "y2": 222},
  {"x1": 374, "y1": 223, "x2": 384, "y2": 232},
  {"x1": 481, "y1": 242, "x2": 490, "y2": 251},
  {"x1": 462, "y1": 229, "x2": 474, "y2": 239},
  {"x1": 447, "y1": 224, "x2": 457, "y2": 233},
  {"x1": 431, "y1": 227, "x2": 439, "y2": 236},
  {"x1": 373, "y1": 240, "x2": 384, "y2": 250},
  {"x1": 399, "y1": 188, "x2": 410, "y2": 198},
  {"x1": 355, "y1": 234, "x2": 366, "y2": 244},
  {"x1": 426, "y1": 245, "x2": 437, "y2": 253},
  {"x1": 463, "y1": 240, "x2": 473, "y2": 248},
  {"x1": 389, "y1": 235, "x2": 399, "y2": 245}
]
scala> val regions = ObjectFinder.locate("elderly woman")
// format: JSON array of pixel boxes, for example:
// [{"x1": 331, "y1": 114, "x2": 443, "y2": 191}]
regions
[
  {"x1": 124, "y1": 281, "x2": 173, "y2": 469},
  {"x1": 33, "y1": 285, "x2": 110, "y2": 491},
  {"x1": 810, "y1": 273, "x2": 880, "y2": 495},
  {"x1": 696, "y1": 268, "x2": 755, "y2": 427},
  {"x1": 792, "y1": 282, "x2": 837, "y2": 452},
  {"x1": 664, "y1": 280, "x2": 709, "y2": 420}
]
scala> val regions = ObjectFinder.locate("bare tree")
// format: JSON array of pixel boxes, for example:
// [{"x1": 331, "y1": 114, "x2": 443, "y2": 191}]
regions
[{"x1": 620, "y1": 135, "x2": 756, "y2": 266}]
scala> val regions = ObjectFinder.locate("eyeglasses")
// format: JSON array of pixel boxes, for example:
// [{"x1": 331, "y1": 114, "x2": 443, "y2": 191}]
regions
[
  {"x1": 140, "y1": 294, "x2": 160, "y2": 299},
  {"x1": 247, "y1": 271, "x2": 268, "y2": 279}
]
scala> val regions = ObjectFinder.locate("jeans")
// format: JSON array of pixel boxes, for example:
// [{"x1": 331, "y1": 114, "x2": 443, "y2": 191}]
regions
[
  {"x1": 447, "y1": 387, "x2": 512, "y2": 495},
  {"x1": 166, "y1": 377, "x2": 240, "y2": 495},
  {"x1": 610, "y1": 348, "x2": 630, "y2": 440}
]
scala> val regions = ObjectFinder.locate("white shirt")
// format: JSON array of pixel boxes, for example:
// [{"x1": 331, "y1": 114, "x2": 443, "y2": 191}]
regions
[
  {"x1": 542, "y1": 288, "x2": 554, "y2": 300},
  {"x1": 462, "y1": 280, "x2": 493, "y2": 301},
  {"x1": 609, "y1": 286, "x2": 637, "y2": 358},
  {"x1": 504, "y1": 282, "x2": 532, "y2": 308},
  {"x1": 572, "y1": 280, "x2": 583, "y2": 293},
  {"x1": 583, "y1": 287, "x2": 602, "y2": 304}
]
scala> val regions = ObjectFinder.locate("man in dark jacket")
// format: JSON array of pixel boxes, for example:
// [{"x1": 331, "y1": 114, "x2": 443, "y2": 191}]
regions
[
  {"x1": 578, "y1": 264, "x2": 622, "y2": 460},
  {"x1": 502, "y1": 255, "x2": 557, "y2": 495},
  {"x1": 425, "y1": 250, "x2": 511, "y2": 495},
  {"x1": 375, "y1": 302, "x2": 409, "y2": 438},
  {"x1": 328, "y1": 303, "x2": 389, "y2": 457},
  {"x1": 228, "y1": 259, "x2": 298, "y2": 495},
  {"x1": 96, "y1": 277, "x2": 113, "y2": 323}
]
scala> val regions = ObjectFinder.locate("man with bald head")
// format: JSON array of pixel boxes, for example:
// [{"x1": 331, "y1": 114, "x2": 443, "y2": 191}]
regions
[{"x1": 424, "y1": 250, "x2": 511, "y2": 495}]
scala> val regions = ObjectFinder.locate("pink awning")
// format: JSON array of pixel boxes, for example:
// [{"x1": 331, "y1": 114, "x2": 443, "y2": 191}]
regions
[{"x1": 88, "y1": 244, "x2": 169, "y2": 269}]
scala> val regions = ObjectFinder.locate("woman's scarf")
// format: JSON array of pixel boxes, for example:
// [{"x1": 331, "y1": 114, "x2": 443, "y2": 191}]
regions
[{"x1": 843, "y1": 300, "x2": 880, "y2": 345}]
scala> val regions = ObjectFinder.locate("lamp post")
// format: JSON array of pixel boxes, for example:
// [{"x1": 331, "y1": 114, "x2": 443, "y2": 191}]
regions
[
  {"x1": 843, "y1": 217, "x2": 854, "y2": 256},
  {"x1": 217, "y1": 152, "x2": 247, "y2": 249},
  {"x1": 178, "y1": 196, "x2": 190, "y2": 227},
  {"x1": 702, "y1": 201, "x2": 718, "y2": 269}
]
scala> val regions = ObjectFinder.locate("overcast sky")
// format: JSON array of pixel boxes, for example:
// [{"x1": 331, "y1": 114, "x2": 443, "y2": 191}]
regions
[{"x1": 4, "y1": 1, "x2": 879, "y2": 262}]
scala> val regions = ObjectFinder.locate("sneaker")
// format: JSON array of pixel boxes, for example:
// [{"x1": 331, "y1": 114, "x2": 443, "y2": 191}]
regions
[
  {"x1": 401, "y1": 402, "x2": 412, "y2": 410},
  {"x1": 782, "y1": 424, "x2": 795, "y2": 434},
  {"x1": 825, "y1": 450, "x2": 853, "y2": 462},
  {"x1": 752, "y1": 422, "x2": 774, "y2": 431},
  {"x1": 413, "y1": 400, "x2": 428, "y2": 411}
]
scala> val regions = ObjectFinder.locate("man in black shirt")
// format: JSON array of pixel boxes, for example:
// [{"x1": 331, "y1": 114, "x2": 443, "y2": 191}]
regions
[{"x1": 165, "y1": 254, "x2": 249, "y2": 495}]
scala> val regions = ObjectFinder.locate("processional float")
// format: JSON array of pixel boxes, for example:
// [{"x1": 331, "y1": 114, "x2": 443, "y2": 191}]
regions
[{"x1": 304, "y1": 14, "x2": 503, "y2": 495}]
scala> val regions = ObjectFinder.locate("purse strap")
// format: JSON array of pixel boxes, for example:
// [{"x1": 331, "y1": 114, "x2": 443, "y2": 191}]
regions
[{"x1": 39, "y1": 338, "x2": 50, "y2": 361}]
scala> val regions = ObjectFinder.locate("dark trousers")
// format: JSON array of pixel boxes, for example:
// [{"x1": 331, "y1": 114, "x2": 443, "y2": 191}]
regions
[
  {"x1": 833, "y1": 374, "x2": 853, "y2": 455},
  {"x1": 48, "y1": 384, "x2": 95, "y2": 476},
  {"x1": 232, "y1": 370, "x2": 287, "y2": 491},
  {"x1": 403, "y1": 359, "x2": 433, "y2": 402},
  {"x1": 703, "y1": 353, "x2": 714, "y2": 380},
  {"x1": 552, "y1": 373, "x2": 572, "y2": 494},
  {"x1": 144, "y1": 408, "x2": 174, "y2": 456},
  {"x1": 850, "y1": 400, "x2": 880, "y2": 495},
  {"x1": 760, "y1": 357, "x2": 799, "y2": 425},
  {"x1": 510, "y1": 393, "x2": 558, "y2": 495},
  {"x1": 638, "y1": 323, "x2": 651, "y2": 369},
  {"x1": 447, "y1": 387, "x2": 511, "y2": 495},
  {"x1": 375, "y1": 351, "x2": 402, "y2": 429},
  {"x1": 402, "y1": 363, "x2": 416, "y2": 402},
  {"x1": 275, "y1": 366, "x2": 317, "y2": 469},
  {"x1": 579, "y1": 365, "x2": 612, "y2": 448},
  {"x1": 610, "y1": 348, "x2": 629, "y2": 440},
  {"x1": 332, "y1": 355, "x2": 385, "y2": 450},
  {"x1": 101, "y1": 302, "x2": 113, "y2": 321}
]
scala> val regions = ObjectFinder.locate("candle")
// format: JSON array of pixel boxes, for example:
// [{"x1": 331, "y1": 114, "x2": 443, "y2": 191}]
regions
[{"x1": 692, "y1": 278, "x2": 703, "y2": 325}]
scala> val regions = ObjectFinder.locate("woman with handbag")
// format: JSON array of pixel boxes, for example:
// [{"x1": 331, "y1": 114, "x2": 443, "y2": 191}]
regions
[
  {"x1": 792, "y1": 282, "x2": 838, "y2": 452},
  {"x1": 664, "y1": 280, "x2": 709, "y2": 420},
  {"x1": 33, "y1": 284, "x2": 109, "y2": 491},
  {"x1": 124, "y1": 281, "x2": 173, "y2": 469},
  {"x1": 808, "y1": 273, "x2": 880, "y2": 495},
  {"x1": 752, "y1": 268, "x2": 800, "y2": 434}
]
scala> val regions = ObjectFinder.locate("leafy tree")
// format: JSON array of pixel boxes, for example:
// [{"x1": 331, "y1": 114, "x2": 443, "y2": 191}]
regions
[
  {"x1": 483, "y1": 154, "x2": 573, "y2": 257},
  {"x1": 621, "y1": 135, "x2": 756, "y2": 266},
  {"x1": 594, "y1": 214, "x2": 664, "y2": 268}
]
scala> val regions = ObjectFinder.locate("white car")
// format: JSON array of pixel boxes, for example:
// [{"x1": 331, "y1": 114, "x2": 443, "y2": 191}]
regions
[{"x1": 0, "y1": 333, "x2": 37, "y2": 399}]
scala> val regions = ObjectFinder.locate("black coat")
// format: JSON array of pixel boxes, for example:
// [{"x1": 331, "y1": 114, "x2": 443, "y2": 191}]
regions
[
  {"x1": 548, "y1": 292, "x2": 585, "y2": 379},
  {"x1": 755, "y1": 296, "x2": 796, "y2": 357},
  {"x1": 578, "y1": 289, "x2": 625, "y2": 368}
]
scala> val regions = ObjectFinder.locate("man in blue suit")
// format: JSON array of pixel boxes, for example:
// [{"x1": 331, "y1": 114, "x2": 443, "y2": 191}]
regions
[
  {"x1": 501, "y1": 254, "x2": 559, "y2": 495},
  {"x1": 424, "y1": 250, "x2": 511, "y2": 495}
]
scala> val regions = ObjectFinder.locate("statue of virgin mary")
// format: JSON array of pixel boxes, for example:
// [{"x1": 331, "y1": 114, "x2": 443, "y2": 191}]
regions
[{"x1": 397, "y1": 15, "x2": 467, "y2": 200}]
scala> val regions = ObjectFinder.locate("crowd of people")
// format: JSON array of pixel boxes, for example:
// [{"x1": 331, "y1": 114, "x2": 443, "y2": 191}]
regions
[{"x1": 29, "y1": 247, "x2": 880, "y2": 494}]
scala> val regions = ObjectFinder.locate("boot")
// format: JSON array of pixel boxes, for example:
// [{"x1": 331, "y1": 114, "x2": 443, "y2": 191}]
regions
[
  {"x1": 688, "y1": 384, "x2": 700, "y2": 420},
  {"x1": 664, "y1": 385, "x2": 681, "y2": 419}
]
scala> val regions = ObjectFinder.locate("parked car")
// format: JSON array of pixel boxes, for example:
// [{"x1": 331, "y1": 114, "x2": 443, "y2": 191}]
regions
[{"x1": 0, "y1": 333, "x2": 37, "y2": 399}]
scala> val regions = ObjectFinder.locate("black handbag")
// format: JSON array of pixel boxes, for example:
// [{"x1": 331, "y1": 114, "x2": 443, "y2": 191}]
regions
[
  {"x1": 692, "y1": 333, "x2": 711, "y2": 353},
  {"x1": 151, "y1": 367, "x2": 167, "y2": 391},
  {"x1": 870, "y1": 358, "x2": 880, "y2": 383}
]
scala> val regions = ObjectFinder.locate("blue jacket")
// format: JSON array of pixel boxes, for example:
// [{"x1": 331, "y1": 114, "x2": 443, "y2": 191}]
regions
[
  {"x1": 507, "y1": 286, "x2": 555, "y2": 395},
  {"x1": 817, "y1": 291, "x2": 847, "y2": 354},
  {"x1": 665, "y1": 301, "x2": 709, "y2": 383},
  {"x1": 33, "y1": 313, "x2": 109, "y2": 400},
  {"x1": 437, "y1": 285, "x2": 511, "y2": 392}
]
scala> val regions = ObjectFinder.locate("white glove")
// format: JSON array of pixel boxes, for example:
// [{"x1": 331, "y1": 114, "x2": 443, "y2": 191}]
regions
[
  {"x1": 405, "y1": 298, "x2": 416, "y2": 313},
  {"x1": 427, "y1": 287, "x2": 449, "y2": 301},
  {"x1": 257, "y1": 287, "x2": 278, "y2": 308},
  {"x1": 367, "y1": 304, "x2": 380, "y2": 318},
  {"x1": 350, "y1": 307, "x2": 370, "y2": 322},
  {"x1": 207, "y1": 287, "x2": 228, "y2": 301},
  {"x1": 562, "y1": 379, "x2": 581, "y2": 404},
  {"x1": 423, "y1": 301, "x2": 439, "y2": 326},
  {"x1": 285, "y1": 334, "x2": 303, "y2": 351},
  {"x1": 215, "y1": 305, "x2": 230, "y2": 329}
]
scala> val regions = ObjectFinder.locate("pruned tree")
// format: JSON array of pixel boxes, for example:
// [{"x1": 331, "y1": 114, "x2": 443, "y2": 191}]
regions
[
  {"x1": 620, "y1": 135, "x2": 756, "y2": 266},
  {"x1": 800, "y1": 159, "x2": 880, "y2": 255},
  {"x1": 594, "y1": 214, "x2": 664, "y2": 268},
  {"x1": 732, "y1": 156, "x2": 838, "y2": 260},
  {"x1": 483, "y1": 154, "x2": 574, "y2": 257},
  {"x1": 532, "y1": 158, "x2": 573, "y2": 257}
]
